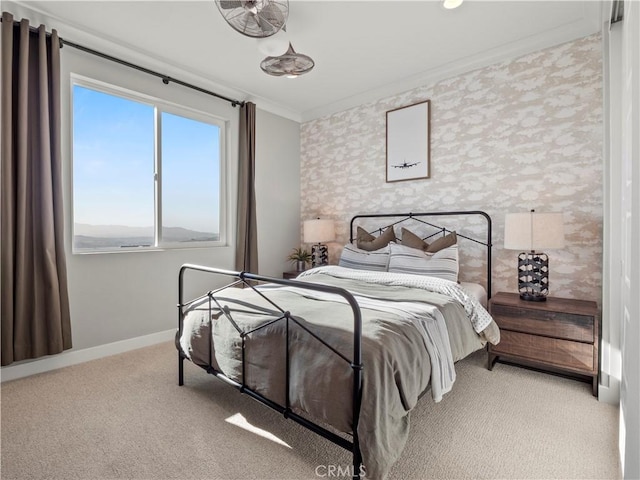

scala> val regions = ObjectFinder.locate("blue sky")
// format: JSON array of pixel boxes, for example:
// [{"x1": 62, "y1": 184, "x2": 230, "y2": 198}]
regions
[{"x1": 73, "y1": 85, "x2": 220, "y2": 234}]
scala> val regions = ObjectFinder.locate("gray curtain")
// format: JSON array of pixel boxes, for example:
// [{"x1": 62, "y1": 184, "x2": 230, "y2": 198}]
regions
[
  {"x1": 1, "y1": 12, "x2": 72, "y2": 366},
  {"x1": 235, "y1": 102, "x2": 259, "y2": 273}
]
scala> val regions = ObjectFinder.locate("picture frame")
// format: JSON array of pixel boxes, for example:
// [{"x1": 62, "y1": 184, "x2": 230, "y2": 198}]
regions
[{"x1": 385, "y1": 100, "x2": 431, "y2": 182}]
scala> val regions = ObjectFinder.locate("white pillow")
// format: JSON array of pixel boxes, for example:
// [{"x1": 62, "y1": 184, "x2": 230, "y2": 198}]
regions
[
  {"x1": 338, "y1": 243, "x2": 390, "y2": 272},
  {"x1": 388, "y1": 243, "x2": 459, "y2": 282}
]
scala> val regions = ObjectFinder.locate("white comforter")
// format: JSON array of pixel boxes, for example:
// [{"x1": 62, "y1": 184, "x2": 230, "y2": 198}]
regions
[{"x1": 298, "y1": 266, "x2": 495, "y2": 333}]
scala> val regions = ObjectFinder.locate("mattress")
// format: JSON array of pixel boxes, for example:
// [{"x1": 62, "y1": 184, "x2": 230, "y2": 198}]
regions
[{"x1": 459, "y1": 282, "x2": 488, "y2": 307}]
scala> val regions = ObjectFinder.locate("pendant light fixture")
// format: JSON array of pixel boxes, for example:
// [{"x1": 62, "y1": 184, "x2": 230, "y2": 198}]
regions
[
  {"x1": 215, "y1": 1, "x2": 314, "y2": 77},
  {"x1": 260, "y1": 42, "x2": 315, "y2": 77}
]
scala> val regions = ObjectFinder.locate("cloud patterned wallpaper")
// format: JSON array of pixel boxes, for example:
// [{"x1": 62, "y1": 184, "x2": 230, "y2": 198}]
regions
[{"x1": 300, "y1": 34, "x2": 603, "y2": 303}]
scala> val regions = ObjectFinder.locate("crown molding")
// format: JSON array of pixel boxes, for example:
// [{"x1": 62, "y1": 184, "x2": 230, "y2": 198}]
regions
[
  {"x1": 5, "y1": 1, "x2": 602, "y2": 125},
  {"x1": 3, "y1": 1, "x2": 302, "y2": 123},
  {"x1": 300, "y1": 12, "x2": 603, "y2": 123}
]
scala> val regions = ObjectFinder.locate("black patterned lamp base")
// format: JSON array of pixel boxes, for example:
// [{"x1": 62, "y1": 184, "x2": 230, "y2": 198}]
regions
[
  {"x1": 311, "y1": 244, "x2": 329, "y2": 268},
  {"x1": 517, "y1": 251, "x2": 549, "y2": 302}
]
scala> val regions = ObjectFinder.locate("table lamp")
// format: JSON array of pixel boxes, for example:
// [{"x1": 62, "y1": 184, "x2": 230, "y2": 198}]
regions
[
  {"x1": 504, "y1": 210, "x2": 565, "y2": 301},
  {"x1": 303, "y1": 218, "x2": 335, "y2": 267}
]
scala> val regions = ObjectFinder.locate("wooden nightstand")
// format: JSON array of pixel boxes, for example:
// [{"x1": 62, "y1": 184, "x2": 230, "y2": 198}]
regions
[
  {"x1": 488, "y1": 292, "x2": 599, "y2": 396},
  {"x1": 283, "y1": 271, "x2": 302, "y2": 279}
]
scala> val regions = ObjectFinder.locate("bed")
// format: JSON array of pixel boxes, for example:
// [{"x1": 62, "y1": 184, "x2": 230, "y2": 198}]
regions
[{"x1": 176, "y1": 211, "x2": 500, "y2": 479}]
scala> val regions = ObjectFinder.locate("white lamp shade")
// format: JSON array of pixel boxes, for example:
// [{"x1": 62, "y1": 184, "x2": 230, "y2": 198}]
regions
[
  {"x1": 303, "y1": 219, "x2": 335, "y2": 243},
  {"x1": 504, "y1": 212, "x2": 565, "y2": 251}
]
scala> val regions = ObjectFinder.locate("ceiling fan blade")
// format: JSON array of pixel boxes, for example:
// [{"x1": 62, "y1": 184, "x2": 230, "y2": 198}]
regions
[
  {"x1": 255, "y1": 3, "x2": 285, "y2": 35},
  {"x1": 217, "y1": 1, "x2": 243, "y2": 9},
  {"x1": 242, "y1": 12, "x2": 262, "y2": 36},
  {"x1": 216, "y1": 0, "x2": 289, "y2": 38}
]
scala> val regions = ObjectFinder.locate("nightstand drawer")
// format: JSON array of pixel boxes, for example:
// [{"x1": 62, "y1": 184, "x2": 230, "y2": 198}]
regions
[
  {"x1": 491, "y1": 330, "x2": 595, "y2": 373},
  {"x1": 491, "y1": 304, "x2": 594, "y2": 343},
  {"x1": 488, "y1": 292, "x2": 599, "y2": 395}
]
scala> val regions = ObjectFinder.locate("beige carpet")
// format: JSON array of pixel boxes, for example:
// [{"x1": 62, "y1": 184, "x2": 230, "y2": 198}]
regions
[{"x1": 0, "y1": 342, "x2": 621, "y2": 480}]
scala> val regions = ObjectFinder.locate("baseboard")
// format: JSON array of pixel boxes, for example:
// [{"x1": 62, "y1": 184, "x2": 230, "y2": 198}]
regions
[
  {"x1": 598, "y1": 379, "x2": 621, "y2": 405},
  {"x1": 0, "y1": 329, "x2": 175, "y2": 383}
]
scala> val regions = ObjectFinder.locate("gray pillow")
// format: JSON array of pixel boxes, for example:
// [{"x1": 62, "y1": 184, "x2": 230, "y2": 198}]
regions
[
  {"x1": 338, "y1": 244, "x2": 390, "y2": 271},
  {"x1": 388, "y1": 243, "x2": 459, "y2": 282}
]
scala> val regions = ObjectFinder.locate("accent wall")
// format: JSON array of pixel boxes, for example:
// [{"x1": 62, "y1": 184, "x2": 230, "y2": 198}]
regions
[{"x1": 300, "y1": 33, "x2": 603, "y2": 304}]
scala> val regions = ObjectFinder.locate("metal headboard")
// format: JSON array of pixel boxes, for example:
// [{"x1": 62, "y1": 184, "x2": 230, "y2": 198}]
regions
[{"x1": 349, "y1": 210, "x2": 493, "y2": 299}]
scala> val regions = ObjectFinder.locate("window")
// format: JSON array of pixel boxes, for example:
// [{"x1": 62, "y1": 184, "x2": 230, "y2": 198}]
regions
[{"x1": 72, "y1": 79, "x2": 225, "y2": 252}]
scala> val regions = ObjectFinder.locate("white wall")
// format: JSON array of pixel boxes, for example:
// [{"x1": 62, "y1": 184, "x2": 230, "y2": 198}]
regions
[
  {"x1": 601, "y1": 16, "x2": 622, "y2": 405},
  {"x1": 255, "y1": 109, "x2": 301, "y2": 278},
  {"x1": 615, "y1": 1, "x2": 640, "y2": 477},
  {"x1": 1, "y1": 5, "x2": 301, "y2": 379}
]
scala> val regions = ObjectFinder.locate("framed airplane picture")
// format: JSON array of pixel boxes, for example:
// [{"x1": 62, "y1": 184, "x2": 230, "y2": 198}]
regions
[{"x1": 385, "y1": 100, "x2": 431, "y2": 182}]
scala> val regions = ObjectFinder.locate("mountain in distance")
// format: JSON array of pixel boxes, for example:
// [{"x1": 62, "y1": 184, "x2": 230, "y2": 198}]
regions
[
  {"x1": 74, "y1": 223, "x2": 154, "y2": 238},
  {"x1": 163, "y1": 226, "x2": 218, "y2": 242},
  {"x1": 74, "y1": 223, "x2": 218, "y2": 249}
]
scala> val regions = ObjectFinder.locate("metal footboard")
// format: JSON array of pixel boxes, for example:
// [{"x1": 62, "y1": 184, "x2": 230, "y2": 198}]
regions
[{"x1": 177, "y1": 264, "x2": 364, "y2": 479}]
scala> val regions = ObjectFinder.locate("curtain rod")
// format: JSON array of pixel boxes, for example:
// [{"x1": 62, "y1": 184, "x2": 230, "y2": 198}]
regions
[
  {"x1": 4, "y1": 17, "x2": 245, "y2": 108},
  {"x1": 60, "y1": 38, "x2": 245, "y2": 107}
]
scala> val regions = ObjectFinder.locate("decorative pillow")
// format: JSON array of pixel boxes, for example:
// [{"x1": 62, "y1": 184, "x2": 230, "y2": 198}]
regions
[
  {"x1": 338, "y1": 243, "x2": 390, "y2": 272},
  {"x1": 388, "y1": 243, "x2": 459, "y2": 282},
  {"x1": 400, "y1": 228, "x2": 457, "y2": 254},
  {"x1": 400, "y1": 228, "x2": 428, "y2": 250},
  {"x1": 356, "y1": 226, "x2": 396, "y2": 252},
  {"x1": 427, "y1": 231, "x2": 457, "y2": 253}
]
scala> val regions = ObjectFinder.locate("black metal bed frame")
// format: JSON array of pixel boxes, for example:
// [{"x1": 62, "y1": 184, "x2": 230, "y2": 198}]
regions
[
  {"x1": 178, "y1": 266, "x2": 365, "y2": 477},
  {"x1": 177, "y1": 211, "x2": 492, "y2": 479},
  {"x1": 350, "y1": 210, "x2": 493, "y2": 299}
]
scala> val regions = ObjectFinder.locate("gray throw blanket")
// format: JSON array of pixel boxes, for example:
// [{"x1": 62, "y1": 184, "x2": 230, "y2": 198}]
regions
[{"x1": 179, "y1": 267, "x2": 499, "y2": 479}]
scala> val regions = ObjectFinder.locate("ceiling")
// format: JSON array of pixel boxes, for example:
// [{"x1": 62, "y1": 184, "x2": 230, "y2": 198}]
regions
[{"x1": 7, "y1": 1, "x2": 604, "y2": 122}]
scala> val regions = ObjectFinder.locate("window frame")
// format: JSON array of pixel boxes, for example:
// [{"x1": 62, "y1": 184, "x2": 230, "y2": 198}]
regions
[{"x1": 70, "y1": 75, "x2": 228, "y2": 254}]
